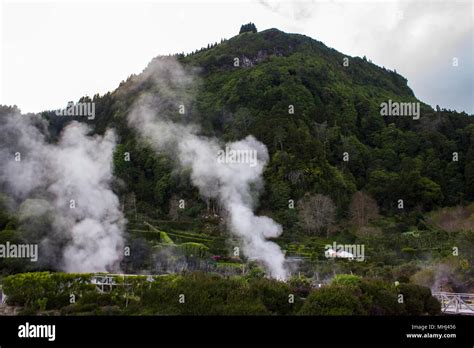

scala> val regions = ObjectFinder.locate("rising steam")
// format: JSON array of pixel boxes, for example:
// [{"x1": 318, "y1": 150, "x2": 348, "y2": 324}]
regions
[
  {"x1": 127, "y1": 57, "x2": 288, "y2": 279},
  {"x1": 0, "y1": 107, "x2": 125, "y2": 272}
]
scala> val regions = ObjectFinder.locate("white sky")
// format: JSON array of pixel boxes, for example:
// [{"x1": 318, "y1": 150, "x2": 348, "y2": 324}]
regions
[{"x1": 1, "y1": 0, "x2": 473, "y2": 114}]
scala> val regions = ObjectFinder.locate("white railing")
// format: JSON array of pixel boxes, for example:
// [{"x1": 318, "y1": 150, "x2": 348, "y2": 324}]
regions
[{"x1": 432, "y1": 292, "x2": 474, "y2": 314}]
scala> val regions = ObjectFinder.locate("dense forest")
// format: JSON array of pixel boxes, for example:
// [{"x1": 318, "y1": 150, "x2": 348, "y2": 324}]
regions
[{"x1": 0, "y1": 25, "x2": 473, "y2": 315}]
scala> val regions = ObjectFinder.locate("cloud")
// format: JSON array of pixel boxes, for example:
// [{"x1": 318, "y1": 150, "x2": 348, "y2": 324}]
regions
[
  {"x1": 2, "y1": 1, "x2": 471, "y2": 113},
  {"x1": 257, "y1": 0, "x2": 474, "y2": 113}
]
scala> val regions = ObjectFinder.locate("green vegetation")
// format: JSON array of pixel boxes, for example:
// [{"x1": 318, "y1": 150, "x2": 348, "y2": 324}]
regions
[
  {"x1": 299, "y1": 278, "x2": 440, "y2": 315},
  {"x1": 0, "y1": 26, "x2": 473, "y2": 313},
  {"x1": 2, "y1": 272, "x2": 439, "y2": 316},
  {"x1": 239, "y1": 23, "x2": 257, "y2": 34}
]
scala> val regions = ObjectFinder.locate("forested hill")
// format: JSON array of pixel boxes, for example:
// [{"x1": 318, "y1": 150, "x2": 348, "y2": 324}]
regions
[{"x1": 43, "y1": 26, "x2": 474, "y2": 224}]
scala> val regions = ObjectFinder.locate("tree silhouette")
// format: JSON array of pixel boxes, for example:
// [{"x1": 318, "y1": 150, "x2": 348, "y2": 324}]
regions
[{"x1": 239, "y1": 22, "x2": 257, "y2": 34}]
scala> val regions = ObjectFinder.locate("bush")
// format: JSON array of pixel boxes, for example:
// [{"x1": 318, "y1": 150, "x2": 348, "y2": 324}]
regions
[
  {"x1": 331, "y1": 274, "x2": 362, "y2": 287},
  {"x1": 244, "y1": 262, "x2": 265, "y2": 280},
  {"x1": 138, "y1": 272, "x2": 257, "y2": 315},
  {"x1": 359, "y1": 279, "x2": 402, "y2": 315},
  {"x1": 288, "y1": 275, "x2": 312, "y2": 298},
  {"x1": 78, "y1": 292, "x2": 114, "y2": 307},
  {"x1": 398, "y1": 283, "x2": 440, "y2": 315},
  {"x1": 176, "y1": 272, "x2": 269, "y2": 315},
  {"x1": 425, "y1": 296, "x2": 442, "y2": 315},
  {"x1": 298, "y1": 285, "x2": 367, "y2": 315},
  {"x1": 298, "y1": 279, "x2": 436, "y2": 316},
  {"x1": 249, "y1": 278, "x2": 297, "y2": 315},
  {"x1": 3, "y1": 272, "x2": 95, "y2": 310},
  {"x1": 1, "y1": 271, "x2": 440, "y2": 316}
]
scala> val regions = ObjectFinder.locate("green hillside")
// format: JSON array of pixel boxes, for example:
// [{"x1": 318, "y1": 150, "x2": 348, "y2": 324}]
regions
[
  {"x1": 75, "y1": 26, "x2": 474, "y2": 219},
  {"x1": 1, "y1": 26, "x2": 473, "y2": 293}
]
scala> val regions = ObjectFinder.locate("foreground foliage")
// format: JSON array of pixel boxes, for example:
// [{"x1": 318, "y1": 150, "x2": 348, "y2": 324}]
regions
[{"x1": 2, "y1": 272, "x2": 440, "y2": 316}]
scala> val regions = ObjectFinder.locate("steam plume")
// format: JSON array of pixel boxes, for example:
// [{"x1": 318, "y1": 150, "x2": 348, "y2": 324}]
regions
[
  {"x1": 0, "y1": 107, "x2": 125, "y2": 272},
  {"x1": 127, "y1": 57, "x2": 288, "y2": 279}
]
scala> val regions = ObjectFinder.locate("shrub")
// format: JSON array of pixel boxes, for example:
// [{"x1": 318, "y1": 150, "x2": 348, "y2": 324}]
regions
[
  {"x1": 249, "y1": 278, "x2": 297, "y2": 315},
  {"x1": 398, "y1": 283, "x2": 440, "y2": 315},
  {"x1": 359, "y1": 279, "x2": 402, "y2": 315},
  {"x1": 331, "y1": 274, "x2": 362, "y2": 287},
  {"x1": 288, "y1": 275, "x2": 312, "y2": 298},
  {"x1": 298, "y1": 285, "x2": 367, "y2": 315},
  {"x1": 3, "y1": 272, "x2": 95, "y2": 310}
]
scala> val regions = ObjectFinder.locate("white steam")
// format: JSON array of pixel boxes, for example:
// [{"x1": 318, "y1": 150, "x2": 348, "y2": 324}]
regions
[
  {"x1": 127, "y1": 58, "x2": 288, "y2": 279},
  {"x1": 0, "y1": 108, "x2": 125, "y2": 272}
]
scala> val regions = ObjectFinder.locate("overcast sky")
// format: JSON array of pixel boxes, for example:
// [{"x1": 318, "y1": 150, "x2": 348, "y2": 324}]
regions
[{"x1": 1, "y1": 0, "x2": 473, "y2": 114}]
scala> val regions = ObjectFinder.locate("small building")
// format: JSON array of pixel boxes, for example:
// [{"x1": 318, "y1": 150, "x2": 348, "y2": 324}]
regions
[{"x1": 325, "y1": 248, "x2": 354, "y2": 260}]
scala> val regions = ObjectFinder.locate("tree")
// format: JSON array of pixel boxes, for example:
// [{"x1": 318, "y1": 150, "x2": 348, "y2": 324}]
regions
[
  {"x1": 367, "y1": 170, "x2": 400, "y2": 210},
  {"x1": 298, "y1": 285, "x2": 366, "y2": 315},
  {"x1": 298, "y1": 193, "x2": 336, "y2": 236},
  {"x1": 349, "y1": 191, "x2": 379, "y2": 229},
  {"x1": 239, "y1": 22, "x2": 257, "y2": 34}
]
